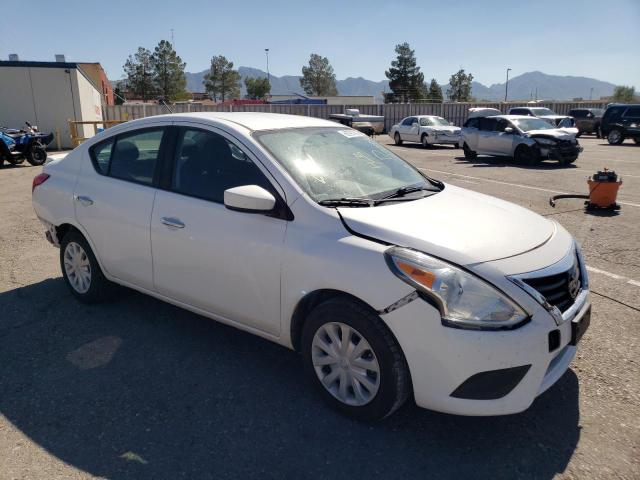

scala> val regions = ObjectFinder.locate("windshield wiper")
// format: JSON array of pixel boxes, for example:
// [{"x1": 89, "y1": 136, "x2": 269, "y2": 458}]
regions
[
  {"x1": 318, "y1": 197, "x2": 374, "y2": 207},
  {"x1": 375, "y1": 185, "x2": 438, "y2": 203}
]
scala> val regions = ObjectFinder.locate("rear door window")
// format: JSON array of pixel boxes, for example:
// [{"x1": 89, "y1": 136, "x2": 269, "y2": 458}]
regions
[
  {"x1": 570, "y1": 109, "x2": 587, "y2": 118},
  {"x1": 623, "y1": 107, "x2": 640, "y2": 118},
  {"x1": 479, "y1": 118, "x2": 497, "y2": 131},
  {"x1": 108, "y1": 129, "x2": 164, "y2": 186},
  {"x1": 91, "y1": 139, "x2": 113, "y2": 175},
  {"x1": 464, "y1": 118, "x2": 479, "y2": 129},
  {"x1": 510, "y1": 108, "x2": 528, "y2": 115}
]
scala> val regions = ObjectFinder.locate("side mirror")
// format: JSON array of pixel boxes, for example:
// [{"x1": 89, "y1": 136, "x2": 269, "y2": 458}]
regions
[
  {"x1": 504, "y1": 127, "x2": 514, "y2": 134},
  {"x1": 224, "y1": 185, "x2": 276, "y2": 213}
]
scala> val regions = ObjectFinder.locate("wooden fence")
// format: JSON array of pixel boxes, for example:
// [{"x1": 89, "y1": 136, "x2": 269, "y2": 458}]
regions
[{"x1": 103, "y1": 101, "x2": 608, "y2": 132}]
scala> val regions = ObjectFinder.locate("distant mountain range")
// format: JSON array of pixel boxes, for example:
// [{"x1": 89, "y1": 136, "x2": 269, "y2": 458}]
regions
[{"x1": 116, "y1": 69, "x2": 617, "y2": 101}]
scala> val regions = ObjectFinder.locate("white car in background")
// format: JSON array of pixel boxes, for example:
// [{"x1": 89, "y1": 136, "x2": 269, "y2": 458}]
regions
[
  {"x1": 462, "y1": 115, "x2": 583, "y2": 165},
  {"x1": 389, "y1": 115, "x2": 461, "y2": 148},
  {"x1": 32, "y1": 112, "x2": 590, "y2": 420}
]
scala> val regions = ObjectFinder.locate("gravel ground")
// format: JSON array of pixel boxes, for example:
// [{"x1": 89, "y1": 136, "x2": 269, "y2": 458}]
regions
[{"x1": 0, "y1": 136, "x2": 639, "y2": 479}]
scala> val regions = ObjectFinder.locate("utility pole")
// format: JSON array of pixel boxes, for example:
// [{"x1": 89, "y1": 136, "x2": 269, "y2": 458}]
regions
[
  {"x1": 265, "y1": 48, "x2": 270, "y2": 93},
  {"x1": 504, "y1": 68, "x2": 512, "y2": 102},
  {"x1": 171, "y1": 29, "x2": 174, "y2": 46},
  {"x1": 590, "y1": 87, "x2": 594, "y2": 100}
]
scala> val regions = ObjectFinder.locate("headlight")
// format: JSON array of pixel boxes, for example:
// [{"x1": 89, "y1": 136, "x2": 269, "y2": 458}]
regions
[
  {"x1": 535, "y1": 138, "x2": 556, "y2": 146},
  {"x1": 384, "y1": 247, "x2": 529, "y2": 330}
]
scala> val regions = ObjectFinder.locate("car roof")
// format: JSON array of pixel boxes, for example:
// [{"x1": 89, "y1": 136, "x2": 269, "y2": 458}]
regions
[
  {"x1": 470, "y1": 115, "x2": 532, "y2": 120},
  {"x1": 109, "y1": 112, "x2": 338, "y2": 133}
]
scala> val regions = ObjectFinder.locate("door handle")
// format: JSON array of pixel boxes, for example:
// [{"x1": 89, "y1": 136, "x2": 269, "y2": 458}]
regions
[
  {"x1": 160, "y1": 217, "x2": 185, "y2": 229},
  {"x1": 74, "y1": 195, "x2": 93, "y2": 206}
]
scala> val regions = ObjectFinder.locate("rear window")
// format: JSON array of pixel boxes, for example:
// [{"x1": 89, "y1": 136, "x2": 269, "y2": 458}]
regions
[{"x1": 510, "y1": 108, "x2": 529, "y2": 115}]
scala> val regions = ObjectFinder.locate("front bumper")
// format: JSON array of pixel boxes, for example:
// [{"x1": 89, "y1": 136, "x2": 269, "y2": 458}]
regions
[
  {"x1": 539, "y1": 142, "x2": 583, "y2": 161},
  {"x1": 383, "y1": 291, "x2": 589, "y2": 415},
  {"x1": 430, "y1": 134, "x2": 461, "y2": 145}
]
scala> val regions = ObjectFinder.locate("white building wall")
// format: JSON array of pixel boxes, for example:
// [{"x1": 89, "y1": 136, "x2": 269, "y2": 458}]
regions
[{"x1": 0, "y1": 65, "x2": 102, "y2": 149}]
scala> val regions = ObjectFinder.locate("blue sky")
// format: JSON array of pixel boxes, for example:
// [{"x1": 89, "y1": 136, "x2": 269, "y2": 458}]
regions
[{"x1": 1, "y1": 0, "x2": 638, "y2": 88}]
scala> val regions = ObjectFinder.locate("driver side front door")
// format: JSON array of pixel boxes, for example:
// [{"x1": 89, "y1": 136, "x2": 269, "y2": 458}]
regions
[{"x1": 150, "y1": 125, "x2": 288, "y2": 336}]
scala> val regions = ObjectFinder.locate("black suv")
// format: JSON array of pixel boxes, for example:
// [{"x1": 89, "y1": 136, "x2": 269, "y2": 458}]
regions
[
  {"x1": 601, "y1": 104, "x2": 640, "y2": 145},
  {"x1": 567, "y1": 108, "x2": 604, "y2": 137}
]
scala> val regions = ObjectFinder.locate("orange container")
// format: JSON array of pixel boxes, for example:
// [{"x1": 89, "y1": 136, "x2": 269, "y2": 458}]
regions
[{"x1": 587, "y1": 179, "x2": 622, "y2": 208}]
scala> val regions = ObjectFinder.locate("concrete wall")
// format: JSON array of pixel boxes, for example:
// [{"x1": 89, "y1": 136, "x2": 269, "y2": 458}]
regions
[{"x1": 0, "y1": 65, "x2": 102, "y2": 149}]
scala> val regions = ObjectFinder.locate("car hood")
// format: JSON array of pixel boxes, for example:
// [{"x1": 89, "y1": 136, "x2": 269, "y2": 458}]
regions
[
  {"x1": 525, "y1": 129, "x2": 577, "y2": 139},
  {"x1": 338, "y1": 184, "x2": 554, "y2": 266}
]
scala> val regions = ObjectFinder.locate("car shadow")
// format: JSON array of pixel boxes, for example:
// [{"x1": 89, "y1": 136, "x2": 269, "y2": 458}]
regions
[
  {"x1": 596, "y1": 142, "x2": 639, "y2": 148},
  {"x1": 0, "y1": 278, "x2": 581, "y2": 479},
  {"x1": 453, "y1": 155, "x2": 579, "y2": 170},
  {"x1": 384, "y1": 141, "x2": 459, "y2": 151}
]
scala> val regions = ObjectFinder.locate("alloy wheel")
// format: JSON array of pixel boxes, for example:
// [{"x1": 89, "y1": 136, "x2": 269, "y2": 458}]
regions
[
  {"x1": 63, "y1": 241, "x2": 92, "y2": 294},
  {"x1": 311, "y1": 322, "x2": 381, "y2": 406}
]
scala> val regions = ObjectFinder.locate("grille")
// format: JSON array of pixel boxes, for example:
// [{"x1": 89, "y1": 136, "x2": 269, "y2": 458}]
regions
[
  {"x1": 522, "y1": 266, "x2": 581, "y2": 313},
  {"x1": 556, "y1": 139, "x2": 579, "y2": 157}
]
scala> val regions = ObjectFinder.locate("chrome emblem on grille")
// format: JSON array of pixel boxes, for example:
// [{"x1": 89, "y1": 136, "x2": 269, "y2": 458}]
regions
[{"x1": 568, "y1": 264, "x2": 581, "y2": 300}]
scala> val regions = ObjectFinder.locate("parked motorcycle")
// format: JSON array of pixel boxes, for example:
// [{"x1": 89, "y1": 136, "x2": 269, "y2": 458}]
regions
[{"x1": 0, "y1": 122, "x2": 53, "y2": 167}]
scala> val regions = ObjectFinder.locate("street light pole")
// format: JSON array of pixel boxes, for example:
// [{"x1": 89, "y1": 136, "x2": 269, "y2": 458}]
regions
[
  {"x1": 265, "y1": 48, "x2": 270, "y2": 97},
  {"x1": 504, "y1": 68, "x2": 512, "y2": 102}
]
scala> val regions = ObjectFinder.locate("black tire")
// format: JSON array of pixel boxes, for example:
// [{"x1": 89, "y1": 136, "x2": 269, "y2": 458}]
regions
[
  {"x1": 595, "y1": 124, "x2": 601, "y2": 138},
  {"x1": 607, "y1": 129, "x2": 624, "y2": 145},
  {"x1": 514, "y1": 145, "x2": 539, "y2": 166},
  {"x1": 633, "y1": 138, "x2": 640, "y2": 145},
  {"x1": 301, "y1": 297, "x2": 411, "y2": 421},
  {"x1": 394, "y1": 132, "x2": 403, "y2": 146},
  {"x1": 26, "y1": 145, "x2": 47, "y2": 166},
  {"x1": 462, "y1": 142, "x2": 476, "y2": 159},
  {"x1": 60, "y1": 230, "x2": 115, "y2": 303},
  {"x1": 575, "y1": 131, "x2": 582, "y2": 138},
  {"x1": 4, "y1": 154, "x2": 25, "y2": 165},
  {"x1": 421, "y1": 134, "x2": 432, "y2": 149}
]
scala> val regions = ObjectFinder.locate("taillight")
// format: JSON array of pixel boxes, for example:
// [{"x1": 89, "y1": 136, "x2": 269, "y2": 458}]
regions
[{"x1": 32, "y1": 173, "x2": 50, "y2": 193}]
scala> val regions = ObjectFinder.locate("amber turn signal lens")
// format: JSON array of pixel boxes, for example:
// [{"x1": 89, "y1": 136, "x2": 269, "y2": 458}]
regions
[{"x1": 397, "y1": 261, "x2": 436, "y2": 289}]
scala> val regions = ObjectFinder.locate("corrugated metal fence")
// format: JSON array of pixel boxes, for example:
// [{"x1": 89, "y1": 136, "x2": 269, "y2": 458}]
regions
[{"x1": 103, "y1": 101, "x2": 607, "y2": 132}]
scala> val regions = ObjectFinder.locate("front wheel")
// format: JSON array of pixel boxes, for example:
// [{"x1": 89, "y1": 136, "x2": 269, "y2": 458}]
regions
[
  {"x1": 301, "y1": 297, "x2": 410, "y2": 421},
  {"x1": 26, "y1": 145, "x2": 47, "y2": 166},
  {"x1": 421, "y1": 134, "x2": 432, "y2": 149},
  {"x1": 60, "y1": 231, "x2": 115, "y2": 303},
  {"x1": 514, "y1": 145, "x2": 539, "y2": 166},
  {"x1": 607, "y1": 129, "x2": 624, "y2": 145},
  {"x1": 394, "y1": 132, "x2": 403, "y2": 146},
  {"x1": 462, "y1": 142, "x2": 477, "y2": 159}
]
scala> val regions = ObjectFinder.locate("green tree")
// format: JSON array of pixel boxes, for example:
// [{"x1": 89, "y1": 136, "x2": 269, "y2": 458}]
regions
[
  {"x1": 447, "y1": 69, "x2": 474, "y2": 102},
  {"x1": 150, "y1": 40, "x2": 187, "y2": 101},
  {"x1": 300, "y1": 54, "x2": 338, "y2": 96},
  {"x1": 244, "y1": 77, "x2": 271, "y2": 100},
  {"x1": 385, "y1": 43, "x2": 425, "y2": 103},
  {"x1": 123, "y1": 47, "x2": 155, "y2": 102},
  {"x1": 426, "y1": 78, "x2": 443, "y2": 102},
  {"x1": 612, "y1": 85, "x2": 635, "y2": 103},
  {"x1": 204, "y1": 55, "x2": 241, "y2": 102}
]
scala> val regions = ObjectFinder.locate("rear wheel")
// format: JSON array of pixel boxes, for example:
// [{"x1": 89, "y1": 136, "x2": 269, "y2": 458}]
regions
[
  {"x1": 462, "y1": 142, "x2": 477, "y2": 159},
  {"x1": 60, "y1": 231, "x2": 115, "y2": 303},
  {"x1": 514, "y1": 145, "x2": 539, "y2": 166},
  {"x1": 394, "y1": 132, "x2": 403, "y2": 146},
  {"x1": 575, "y1": 131, "x2": 582, "y2": 138},
  {"x1": 633, "y1": 138, "x2": 640, "y2": 145},
  {"x1": 607, "y1": 129, "x2": 624, "y2": 145},
  {"x1": 301, "y1": 297, "x2": 410, "y2": 421}
]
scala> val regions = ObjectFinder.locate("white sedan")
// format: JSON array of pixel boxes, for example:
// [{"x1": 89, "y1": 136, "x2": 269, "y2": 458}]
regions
[
  {"x1": 389, "y1": 115, "x2": 461, "y2": 148},
  {"x1": 32, "y1": 112, "x2": 590, "y2": 420}
]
